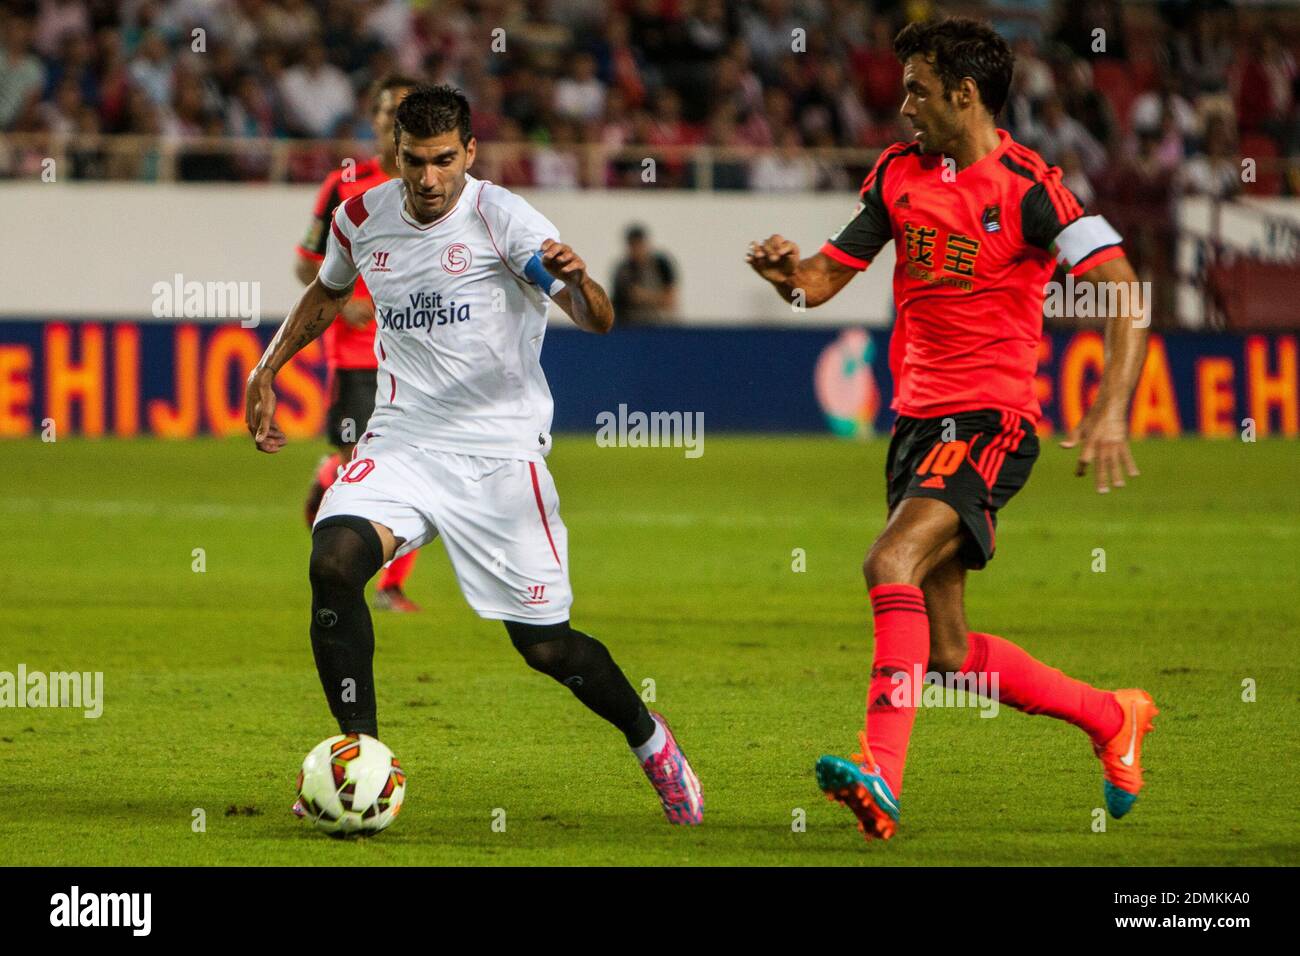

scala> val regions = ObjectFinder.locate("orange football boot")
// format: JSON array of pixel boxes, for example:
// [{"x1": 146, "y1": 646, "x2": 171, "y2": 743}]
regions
[{"x1": 1094, "y1": 688, "x2": 1158, "y2": 818}]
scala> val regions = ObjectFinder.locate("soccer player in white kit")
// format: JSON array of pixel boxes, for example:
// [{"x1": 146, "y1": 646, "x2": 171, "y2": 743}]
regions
[{"x1": 244, "y1": 86, "x2": 703, "y2": 826}]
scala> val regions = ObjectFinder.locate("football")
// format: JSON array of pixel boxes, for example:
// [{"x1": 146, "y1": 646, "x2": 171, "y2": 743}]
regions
[{"x1": 296, "y1": 733, "x2": 406, "y2": 836}]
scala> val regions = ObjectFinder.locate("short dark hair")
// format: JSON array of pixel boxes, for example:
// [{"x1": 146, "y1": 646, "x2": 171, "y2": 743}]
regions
[
  {"x1": 393, "y1": 84, "x2": 473, "y2": 148},
  {"x1": 370, "y1": 72, "x2": 423, "y2": 105},
  {"x1": 894, "y1": 18, "x2": 1014, "y2": 116}
]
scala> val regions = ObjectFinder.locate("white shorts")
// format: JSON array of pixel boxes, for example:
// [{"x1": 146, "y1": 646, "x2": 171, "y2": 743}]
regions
[{"x1": 314, "y1": 432, "x2": 572, "y2": 625}]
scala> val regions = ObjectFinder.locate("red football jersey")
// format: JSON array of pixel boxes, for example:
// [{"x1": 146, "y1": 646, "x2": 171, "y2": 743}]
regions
[
  {"x1": 296, "y1": 156, "x2": 391, "y2": 370},
  {"x1": 821, "y1": 129, "x2": 1124, "y2": 423}
]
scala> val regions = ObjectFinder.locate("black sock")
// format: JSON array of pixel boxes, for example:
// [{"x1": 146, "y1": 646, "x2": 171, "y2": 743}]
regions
[
  {"x1": 506, "y1": 621, "x2": 656, "y2": 747},
  {"x1": 309, "y1": 517, "x2": 385, "y2": 738}
]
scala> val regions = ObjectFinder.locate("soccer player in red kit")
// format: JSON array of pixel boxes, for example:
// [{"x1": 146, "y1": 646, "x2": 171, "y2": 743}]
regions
[
  {"x1": 747, "y1": 18, "x2": 1157, "y2": 841},
  {"x1": 297, "y1": 74, "x2": 423, "y2": 612}
]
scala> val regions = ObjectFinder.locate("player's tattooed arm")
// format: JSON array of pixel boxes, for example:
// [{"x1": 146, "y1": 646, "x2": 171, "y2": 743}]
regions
[
  {"x1": 244, "y1": 278, "x2": 353, "y2": 453},
  {"x1": 543, "y1": 239, "x2": 614, "y2": 334},
  {"x1": 297, "y1": 255, "x2": 370, "y2": 329},
  {"x1": 1060, "y1": 253, "x2": 1149, "y2": 493},
  {"x1": 745, "y1": 235, "x2": 857, "y2": 307}
]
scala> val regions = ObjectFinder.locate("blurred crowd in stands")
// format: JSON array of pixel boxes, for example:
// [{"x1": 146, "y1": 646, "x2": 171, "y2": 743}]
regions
[{"x1": 2, "y1": 0, "x2": 1299, "y2": 207}]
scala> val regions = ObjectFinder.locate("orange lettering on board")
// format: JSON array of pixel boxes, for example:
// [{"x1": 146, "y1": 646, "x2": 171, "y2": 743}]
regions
[
  {"x1": 1196, "y1": 357, "x2": 1235, "y2": 438},
  {"x1": 1130, "y1": 335, "x2": 1181, "y2": 437},
  {"x1": 1245, "y1": 335, "x2": 1298, "y2": 437},
  {"x1": 203, "y1": 327, "x2": 262, "y2": 436},
  {"x1": 148, "y1": 324, "x2": 200, "y2": 438},
  {"x1": 1058, "y1": 331, "x2": 1104, "y2": 432},
  {"x1": 45, "y1": 323, "x2": 106, "y2": 436},
  {"x1": 0, "y1": 345, "x2": 33, "y2": 436},
  {"x1": 277, "y1": 339, "x2": 327, "y2": 439},
  {"x1": 113, "y1": 324, "x2": 140, "y2": 437}
]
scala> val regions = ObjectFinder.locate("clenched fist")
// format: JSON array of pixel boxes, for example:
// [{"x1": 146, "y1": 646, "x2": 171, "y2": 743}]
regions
[
  {"x1": 746, "y1": 234, "x2": 800, "y2": 284},
  {"x1": 541, "y1": 238, "x2": 587, "y2": 286}
]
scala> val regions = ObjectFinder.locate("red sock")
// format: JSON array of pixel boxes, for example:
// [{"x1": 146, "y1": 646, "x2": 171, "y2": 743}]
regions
[
  {"x1": 960, "y1": 632, "x2": 1122, "y2": 745},
  {"x1": 316, "y1": 453, "x2": 343, "y2": 490},
  {"x1": 863, "y1": 584, "x2": 930, "y2": 796},
  {"x1": 377, "y1": 550, "x2": 417, "y2": 590},
  {"x1": 305, "y1": 454, "x2": 343, "y2": 526}
]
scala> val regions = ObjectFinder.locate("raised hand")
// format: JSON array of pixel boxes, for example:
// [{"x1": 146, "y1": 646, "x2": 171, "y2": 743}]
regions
[
  {"x1": 541, "y1": 238, "x2": 587, "y2": 286},
  {"x1": 745, "y1": 234, "x2": 800, "y2": 283}
]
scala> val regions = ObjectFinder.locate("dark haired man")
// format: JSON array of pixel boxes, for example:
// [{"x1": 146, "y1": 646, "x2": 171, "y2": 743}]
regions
[
  {"x1": 611, "y1": 224, "x2": 679, "y2": 326},
  {"x1": 297, "y1": 73, "x2": 424, "y2": 613},
  {"x1": 249, "y1": 85, "x2": 704, "y2": 826},
  {"x1": 747, "y1": 18, "x2": 1155, "y2": 841}
]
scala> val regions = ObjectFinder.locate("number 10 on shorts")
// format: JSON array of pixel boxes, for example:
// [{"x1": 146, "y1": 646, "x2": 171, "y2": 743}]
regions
[{"x1": 915, "y1": 440, "x2": 968, "y2": 477}]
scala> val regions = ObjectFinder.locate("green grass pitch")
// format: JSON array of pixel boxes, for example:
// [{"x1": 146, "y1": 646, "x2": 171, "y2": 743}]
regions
[{"x1": 1, "y1": 434, "x2": 1296, "y2": 866}]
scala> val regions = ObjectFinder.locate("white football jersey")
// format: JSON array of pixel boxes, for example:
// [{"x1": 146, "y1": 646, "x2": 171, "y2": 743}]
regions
[{"x1": 317, "y1": 175, "x2": 566, "y2": 460}]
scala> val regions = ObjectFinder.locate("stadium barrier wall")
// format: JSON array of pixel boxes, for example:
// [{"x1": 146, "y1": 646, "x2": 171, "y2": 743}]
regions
[
  {"x1": 0, "y1": 184, "x2": 897, "y2": 325},
  {"x1": 0, "y1": 321, "x2": 1294, "y2": 439},
  {"x1": 5, "y1": 184, "x2": 1298, "y2": 327}
]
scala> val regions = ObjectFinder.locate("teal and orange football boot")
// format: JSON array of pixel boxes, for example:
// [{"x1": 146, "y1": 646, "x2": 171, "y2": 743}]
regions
[
  {"x1": 816, "y1": 732, "x2": 900, "y2": 841},
  {"x1": 1094, "y1": 688, "x2": 1158, "y2": 818}
]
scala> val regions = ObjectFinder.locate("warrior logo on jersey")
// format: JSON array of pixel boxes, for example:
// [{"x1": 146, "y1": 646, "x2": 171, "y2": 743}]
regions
[
  {"x1": 441, "y1": 243, "x2": 472, "y2": 275},
  {"x1": 981, "y1": 204, "x2": 1001, "y2": 233}
]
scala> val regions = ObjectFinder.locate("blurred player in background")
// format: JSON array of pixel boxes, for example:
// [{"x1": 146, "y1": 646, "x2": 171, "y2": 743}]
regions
[
  {"x1": 297, "y1": 73, "x2": 423, "y2": 613},
  {"x1": 247, "y1": 85, "x2": 704, "y2": 826},
  {"x1": 748, "y1": 18, "x2": 1156, "y2": 842}
]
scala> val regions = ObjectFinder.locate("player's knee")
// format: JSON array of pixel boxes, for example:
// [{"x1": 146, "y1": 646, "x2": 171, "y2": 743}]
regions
[
  {"x1": 309, "y1": 546, "x2": 362, "y2": 594},
  {"x1": 310, "y1": 518, "x2": 384, "y2": 593},
  {"x1": 503, "y1": 620, "x2": 607, "y2": 682},
  {"x1": 863, "y1": 539, "x2": 923, "y2": 588},
  {"x1": 505, "y1": 620, "x2": 572, "y2": 672}
]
